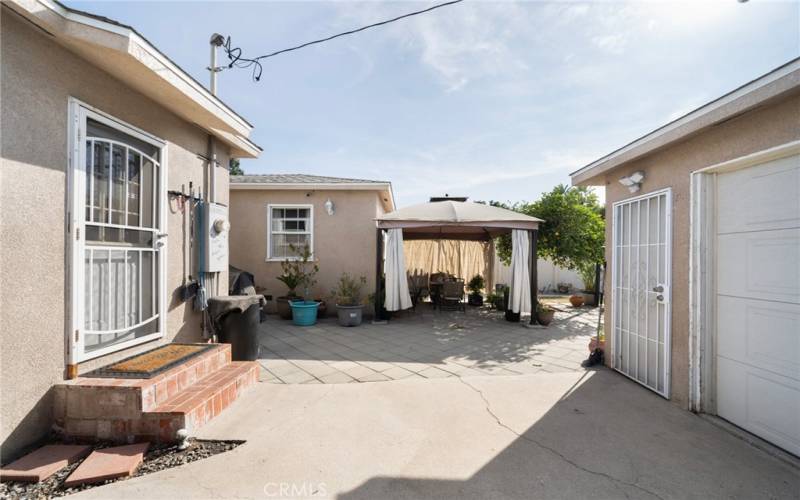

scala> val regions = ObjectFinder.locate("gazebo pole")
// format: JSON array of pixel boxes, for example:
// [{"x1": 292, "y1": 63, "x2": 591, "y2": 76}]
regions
[
  {"x1": 529, "y1": 229, "x2": 539, "y2": 325},
  {"x1": 375, "y1": 228, "x2": 384, "y2": 321}
]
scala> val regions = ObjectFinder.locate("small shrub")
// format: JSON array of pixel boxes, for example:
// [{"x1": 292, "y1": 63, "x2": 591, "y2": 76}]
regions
[
  {"x1": 278, "y1": 244, "x2": 318, "y2": 300},
  {"x1": 578, "y1": 263, "x2": 597, "y2": 292},
  {"x1": 331, "y1": 273, "x2": 367, "y2": 306},
  {"x1": 536, "y1": 302, "x2": 554, "y2": 314},
  {"x1": 467, "y1": 274, "x2": 485, "y2": 296}
]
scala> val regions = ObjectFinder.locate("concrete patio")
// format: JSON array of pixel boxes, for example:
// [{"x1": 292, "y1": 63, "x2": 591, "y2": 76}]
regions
[
  {"x1": 70, "y1": 368, "x2": 799, "y2": 499},
  {"x1": 257, "y1": 305, "x2": 599, "y2": 384}
]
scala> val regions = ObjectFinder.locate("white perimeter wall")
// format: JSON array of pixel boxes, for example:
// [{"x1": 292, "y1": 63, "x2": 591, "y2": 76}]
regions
[{"x1": 493, "y1": 252, "x2": 583, "y2": 293}]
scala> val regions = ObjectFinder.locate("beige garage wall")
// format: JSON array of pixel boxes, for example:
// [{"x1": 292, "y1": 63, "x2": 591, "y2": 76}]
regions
[
  {"x1": 0, "y1": 13, "x2": 231, "y2": 460},
  {"x1": 591, "y1": 92, "x2": 800, "y2": 409},
  {"x1": 229, "y1": 189, "x2": 385, "y2": 314}
]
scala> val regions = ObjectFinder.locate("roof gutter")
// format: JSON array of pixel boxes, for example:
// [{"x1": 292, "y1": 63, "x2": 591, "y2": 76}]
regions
[{"x1": 230, "y1": 182, "x2": 393, "y2": 191}]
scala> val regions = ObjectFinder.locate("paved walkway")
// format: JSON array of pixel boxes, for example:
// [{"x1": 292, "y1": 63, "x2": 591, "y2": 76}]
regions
[
  {"x1": 71, "y1": 369, "x2": 800, "y2": 499},
  {"x1": 257, "y1": 305, "x2": 599, "y2": 384}
]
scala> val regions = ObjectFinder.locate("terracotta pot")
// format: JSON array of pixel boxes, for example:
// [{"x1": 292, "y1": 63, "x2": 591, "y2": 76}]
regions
[
  {"x1": 536, "y1": 310, "x2": 555, "y2": 326},
  {"x1": 588, "y1": 338, "x2": 606, "y2": 353},
  {"x1": 569, "y1": 295, "x2": 585, "y2": 307}
]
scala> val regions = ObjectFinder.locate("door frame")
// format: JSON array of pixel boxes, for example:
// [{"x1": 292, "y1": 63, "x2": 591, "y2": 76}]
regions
[
  {"x1": 610, "y1": 187, "x2": 673, "y2": 398},
  {"x1": 688, "y1": 139, "x2": 800, "y2": 414},
  {"x1": 66, "y1": 97, "x2": 168, "y2": 364}
]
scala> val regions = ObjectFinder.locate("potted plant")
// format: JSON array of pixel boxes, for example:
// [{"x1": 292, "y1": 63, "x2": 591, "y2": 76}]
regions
[
  {"x1": 578, "y1": 263, "x2": 598, "y2": 307},
  {"x1": 467, "y1": 274, "x2": 485, "y2": 306},
  {"x1": 536, "y1": 302, "x2": 555, "y2": 326},
  {"x1": 569, "y1": 294, "x2": 585, "y2": 307},
  {"x1": 284, "y1": 244, "x2": 321, "y2": 326},
  {"x1": 332, "y1": 273, "x2": 367, "y2": 327},
  {"x1": 589, "y1": 331, "x2": 606, "y2": 353},
  {"x1": 494, "y1": 285, "x2": 508, "y2": 312},
  {"x1": 275, "y1": 266, "x2": 301, "y2": 320}
]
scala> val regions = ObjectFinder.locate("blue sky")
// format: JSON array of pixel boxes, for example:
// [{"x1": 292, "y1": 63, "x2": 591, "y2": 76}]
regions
[{"x1": 67, "y1": 1, "x2": 799, "y2": 205}]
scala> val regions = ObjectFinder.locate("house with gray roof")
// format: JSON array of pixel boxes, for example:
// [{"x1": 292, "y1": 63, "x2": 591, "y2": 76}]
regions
[{"x1": 229, "y1": 174, "x2": 395, "y2": 315}]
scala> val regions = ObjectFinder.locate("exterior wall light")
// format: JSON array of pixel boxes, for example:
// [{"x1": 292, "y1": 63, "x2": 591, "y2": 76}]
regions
[
  {"x1": 619, "y1": 171, "x2": 645, "y2": 193},
  {"x1": 324, "y1": 198, "x2": 335, "y2": 215}
]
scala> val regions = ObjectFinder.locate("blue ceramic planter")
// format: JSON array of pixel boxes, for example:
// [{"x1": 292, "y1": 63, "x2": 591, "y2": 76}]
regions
[{"x1": 290, "y1": 300, "x2": 320, "y2": 326}]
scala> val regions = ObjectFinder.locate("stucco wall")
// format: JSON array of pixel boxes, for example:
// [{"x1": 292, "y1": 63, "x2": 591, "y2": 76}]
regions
[
  {"x1": 590, "y1": 92, "x2": 800, "y2": 409},
  {"x1": 0, "y1": 12, "x2": 230, "y2": 459},
  {"x1": 229, "y1": 189, "x2": 384, "y2": 314}
]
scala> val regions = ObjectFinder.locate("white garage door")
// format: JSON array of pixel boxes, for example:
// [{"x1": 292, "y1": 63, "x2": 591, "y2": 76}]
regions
[{"x1": 715, "y1": 153, "x2": 800, "y2": 456}]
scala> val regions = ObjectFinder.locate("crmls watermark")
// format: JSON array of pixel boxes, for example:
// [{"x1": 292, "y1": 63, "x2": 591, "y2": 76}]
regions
[{"x1": 263, "y1": 481, "x2": 328, "y2": 498}]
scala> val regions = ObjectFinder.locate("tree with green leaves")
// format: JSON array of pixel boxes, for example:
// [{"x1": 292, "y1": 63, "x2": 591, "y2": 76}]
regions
[
  {"x1": 229, "y1": 158, "x2": 244, "y2": 176},
  {"x1": 495, "y1": 184, "x2": 605, "y2": 272}
]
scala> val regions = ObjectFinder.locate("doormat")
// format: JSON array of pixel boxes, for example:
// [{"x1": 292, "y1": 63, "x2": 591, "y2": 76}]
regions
[{"x1": 84, "y1": 344, "x2": 215, "y2": 379}]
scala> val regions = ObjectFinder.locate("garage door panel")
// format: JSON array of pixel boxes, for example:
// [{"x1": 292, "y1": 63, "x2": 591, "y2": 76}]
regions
[
  {"x1": 715, "y1": 153, "x2": 800, "y2": 457},
  {"x1": 717, "y1": 357, "x2": 800, "y2": 456},
  {"x1": 717, "y1": 295, "x2": 800, "y2": 381},
  {"x1": 717, "y1": 155, "x2": 800, "y2": 234},
  {"x1": 717, "y1": 228, "x2": 800, "y2": 303}
]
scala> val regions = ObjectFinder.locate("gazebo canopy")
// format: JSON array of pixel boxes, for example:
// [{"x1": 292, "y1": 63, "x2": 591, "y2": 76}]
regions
[{"x1": 375, "y1": 200, "x2": 543, "y2": 240}]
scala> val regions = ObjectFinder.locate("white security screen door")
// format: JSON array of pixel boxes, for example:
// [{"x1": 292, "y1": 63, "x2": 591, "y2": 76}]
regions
[
  {"x1": 70, "y1": 102, "x2": 167, "y2": 362},
  {"x1": 612, "y1": 189, "x2": 672, "y2": 397}
]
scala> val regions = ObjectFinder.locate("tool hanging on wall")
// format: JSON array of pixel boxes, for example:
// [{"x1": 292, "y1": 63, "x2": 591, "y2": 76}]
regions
[
  {"x1": 170, "y1": 185, "x2": 200, "y2": 302},
  {"x1": 192, "y1": 183, "x2": 208, "y2": 313}
]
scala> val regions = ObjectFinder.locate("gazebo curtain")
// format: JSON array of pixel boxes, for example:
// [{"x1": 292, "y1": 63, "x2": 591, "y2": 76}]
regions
[
  {"x1": 509, "y1": 229, "x2": 531, "y2": 314},
  {"x1": 403, "y1": 239, "x2": 494, "y2": 289},
  {"x1": 384, "y1": 228, "x2": 412, "y2": 311}
]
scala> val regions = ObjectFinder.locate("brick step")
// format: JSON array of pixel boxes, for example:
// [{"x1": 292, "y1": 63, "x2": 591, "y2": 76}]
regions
[
  {"x1": 56, "y1": 344, "x2": 232, "y2": 424},
  {"x1": 55, "y1": 344, "x2": 259, "y2": 443},
  {"x1": 141, "y1": 362, "x2": 259, "y2": 441}
]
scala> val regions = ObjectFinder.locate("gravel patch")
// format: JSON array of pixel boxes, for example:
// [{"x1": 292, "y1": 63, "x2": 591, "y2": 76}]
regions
[{"x1": 1, "y1": 439, "x2": 242, "y2": 499}]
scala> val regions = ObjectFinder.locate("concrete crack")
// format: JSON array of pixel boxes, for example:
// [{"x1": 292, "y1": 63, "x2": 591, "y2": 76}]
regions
[{"x1": 457, "y1": 378, "x2": 665, "y2": 500}]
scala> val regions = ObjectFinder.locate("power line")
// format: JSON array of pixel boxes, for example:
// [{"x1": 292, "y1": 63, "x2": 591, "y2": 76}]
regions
[{"x1": 222, "y1": 0, "x2": 464, "y2": 81}]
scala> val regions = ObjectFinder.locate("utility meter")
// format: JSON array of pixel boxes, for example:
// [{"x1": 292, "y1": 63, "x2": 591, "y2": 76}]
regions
[{"x1": 204, "y1": 202, "x2": 229, "y2": 273}]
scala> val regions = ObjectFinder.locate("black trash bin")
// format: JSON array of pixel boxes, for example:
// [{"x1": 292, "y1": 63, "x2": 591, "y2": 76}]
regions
[{"x1": 208, "y1": 295, "x2": 264, "y2": 361}]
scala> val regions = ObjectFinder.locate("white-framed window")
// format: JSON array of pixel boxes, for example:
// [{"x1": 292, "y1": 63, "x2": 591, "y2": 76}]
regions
[{"x1": 267, "y1": 204, "x2": 313, "y2": 260}]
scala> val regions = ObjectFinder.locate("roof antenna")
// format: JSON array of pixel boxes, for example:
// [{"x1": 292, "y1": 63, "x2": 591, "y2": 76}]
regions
[{"x1": 208, "y1": 33, "x2": 226, "y2": 95}]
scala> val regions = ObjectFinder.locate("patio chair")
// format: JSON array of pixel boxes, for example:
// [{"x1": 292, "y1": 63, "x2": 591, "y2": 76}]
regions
[
  {"x1": 439, "y1": 280, "x2": 465, "y2": 312},
  {"x1": 407, "y1": 275, "x2": 425, "y2": 311},
  {"x1": 429, "y1": 272, "x2": 447, "y2": 309}
]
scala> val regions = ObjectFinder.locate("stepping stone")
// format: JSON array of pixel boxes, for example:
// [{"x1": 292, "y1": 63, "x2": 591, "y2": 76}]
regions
[
  {"x1": 0, "y1": 444, "x2": 91, "y2": 482},
  {"x1": 64, "y1": 443, "x2": 149, "y2": 487}
]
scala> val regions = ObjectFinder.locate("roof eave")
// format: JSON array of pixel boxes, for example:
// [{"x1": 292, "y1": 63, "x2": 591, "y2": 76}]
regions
[
  {"x1": 8, "y1": 0, "x2": 262, "y2": 156},
  {"x1": 230, "y1": 182, "x2": 393, "y2": 191},
  {"x1": 570, "y1": 57, "x2": 800, "y2": 186},
  {"x1": 230, "y1": 180, "x2": 395, "y2": 212}
]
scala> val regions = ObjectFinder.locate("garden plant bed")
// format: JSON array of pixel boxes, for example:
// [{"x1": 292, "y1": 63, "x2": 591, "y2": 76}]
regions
[{"x1": 0, "y1": 439, "x2": 243, "y2": 499}]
